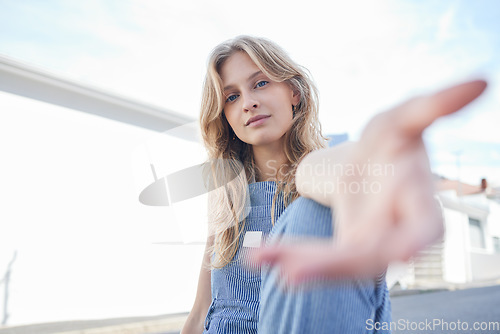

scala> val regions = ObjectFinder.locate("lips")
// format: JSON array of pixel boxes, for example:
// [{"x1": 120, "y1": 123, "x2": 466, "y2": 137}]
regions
[{"x1": 245, "y1": 115, "x2": 270, "y2": 126}]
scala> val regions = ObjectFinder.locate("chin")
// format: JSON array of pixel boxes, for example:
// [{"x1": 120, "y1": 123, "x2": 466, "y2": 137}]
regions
[{"x1": 246, "y1": 135, "x2": 284, "y2": 147}]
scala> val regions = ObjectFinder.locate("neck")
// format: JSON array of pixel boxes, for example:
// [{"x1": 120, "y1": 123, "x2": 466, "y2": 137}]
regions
[{"x1": 252, "y1": 141, "x2": 289, "y2": 182}]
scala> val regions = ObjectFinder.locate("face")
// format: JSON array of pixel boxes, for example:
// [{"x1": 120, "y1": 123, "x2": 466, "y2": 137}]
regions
[{"x1": 220, "y1": 52, "x2": 299, "y2": 149}]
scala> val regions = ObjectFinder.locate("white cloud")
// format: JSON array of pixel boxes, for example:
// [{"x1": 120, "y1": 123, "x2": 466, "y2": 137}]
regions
[{"x1": 437, "y1": 5, "x2": 456, "y2": 42}]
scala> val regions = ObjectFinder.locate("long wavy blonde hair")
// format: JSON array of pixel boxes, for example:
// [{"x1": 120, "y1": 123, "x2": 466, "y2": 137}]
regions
[{"x1": 199, "y1": 35, "x2": 327, "y2": 268}]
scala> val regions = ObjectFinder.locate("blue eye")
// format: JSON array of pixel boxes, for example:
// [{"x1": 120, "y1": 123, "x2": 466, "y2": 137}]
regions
[
  {"x1": 226, "y1": 94, "x2": 238, "y2": 102},
  {"x1": 255, "y1": 81, "x2": 268, "y2": 88}
]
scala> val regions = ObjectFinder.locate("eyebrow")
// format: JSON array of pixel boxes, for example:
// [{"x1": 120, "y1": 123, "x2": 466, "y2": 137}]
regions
[{"x1": 223, "y1": 71, "x2": 263, "y2": 92}]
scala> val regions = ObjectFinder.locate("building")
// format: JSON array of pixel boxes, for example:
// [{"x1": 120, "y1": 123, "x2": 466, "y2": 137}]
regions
[{"x1": 396, "y1": 176, "x2": 500, "y2": 289}]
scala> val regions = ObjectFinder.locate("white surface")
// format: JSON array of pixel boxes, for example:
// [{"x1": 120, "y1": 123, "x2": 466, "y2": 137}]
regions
[{"x1": 0, "y1": 91, "x2": 205, "y2": 326}]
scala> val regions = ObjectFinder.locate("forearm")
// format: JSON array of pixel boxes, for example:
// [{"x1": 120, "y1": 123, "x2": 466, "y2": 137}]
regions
[
  {"x1": 296, "y1": 141, "x2": 356, "y2": 207},
  {"x1": 181, "y1": 238, "x2": 213, "y2": 334},
  {"x1": 182, "y1": 268, "x2": 211, "y2": 334},
  {"x1": 182, "y1": 311, "x2": 206, "y2": 334}
]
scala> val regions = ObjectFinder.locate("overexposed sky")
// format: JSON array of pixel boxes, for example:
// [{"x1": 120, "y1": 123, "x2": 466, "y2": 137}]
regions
[{"x1": 1, "y1": 0, "x2": 499, "y2": 184}]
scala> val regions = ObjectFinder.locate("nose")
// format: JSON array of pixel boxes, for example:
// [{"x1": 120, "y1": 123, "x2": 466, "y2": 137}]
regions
[{"x1": 242, "y1": 92, "x2": 259, "y2": 112}]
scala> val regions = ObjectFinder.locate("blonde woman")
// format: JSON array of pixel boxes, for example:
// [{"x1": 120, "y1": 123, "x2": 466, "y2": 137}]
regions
[
  {"x1": 181, "y1": 35, "x2": 326, "y2": 333},
  {"x1": 182, "y1": 35, "x2": 487, "y2": 333}
]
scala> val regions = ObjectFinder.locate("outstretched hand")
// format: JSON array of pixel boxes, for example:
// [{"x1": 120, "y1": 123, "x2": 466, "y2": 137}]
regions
[{"x1": 252, "y1": 80, "x2": 487, "y2": 285}]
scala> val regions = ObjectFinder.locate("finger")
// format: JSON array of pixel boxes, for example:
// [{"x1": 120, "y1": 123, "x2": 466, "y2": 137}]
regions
[
  {"x1": 395, "y1": 79, "x2": 487, "y2": 137},
  {"x1": 432, "y1": 79, "x2": 488, "y2": 118},
  {"x1": 255, "y1": 236, "x2": 389, "y2": 284},
  {"x1": 268, "y1": 243, "x2": 340, "y2": 285},
  {"x1": 250, "y1": 245, "x2": 283, "y2": 265},
  {"x1": 254, "y1": 244, "x2": 326, "y2": 287},
  {"x1": 289, "y1": 241, "x2": 386, "y2": 282}
]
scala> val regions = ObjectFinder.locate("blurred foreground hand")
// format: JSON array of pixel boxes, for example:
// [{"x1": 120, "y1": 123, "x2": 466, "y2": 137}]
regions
[{"x1": 252, "y1": 80, "x2": 488, "y2": 285}]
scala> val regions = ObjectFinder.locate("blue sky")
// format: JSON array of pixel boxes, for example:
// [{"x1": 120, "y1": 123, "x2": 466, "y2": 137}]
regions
[{"x1": 1, "y1": 0, "x2": 499, "y2": 185}]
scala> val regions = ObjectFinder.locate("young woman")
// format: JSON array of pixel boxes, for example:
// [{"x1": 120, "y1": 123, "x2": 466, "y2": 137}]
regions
[
  {"x1": 181, "y1": 35, "x2": 326, "y2": 333},
  {"x1": 182, "y1": 35, "x2": 487, "y2": 333}
]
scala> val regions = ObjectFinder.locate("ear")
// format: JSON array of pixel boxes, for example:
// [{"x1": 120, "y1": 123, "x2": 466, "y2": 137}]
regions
[{"x1": 291, "y1": 88, "x2": 301, "y2": 106}]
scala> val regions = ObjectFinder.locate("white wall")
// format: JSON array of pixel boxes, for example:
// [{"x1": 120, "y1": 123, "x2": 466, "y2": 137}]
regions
[
  {"x1": 0, "y1": 92, "x2": 207, "y2": 326},
  {"x1": 470, "y1": 199, "x2": 500, "y2": 280},
  {"x1": 470, "y1": 252, "x2": 500, "y2": 280},
  {"x1": 442, "y1": 208, "x2": 468, "y2": 283},
  {"x1": 487, "y1": 200, "x2": 500, "y2": 238}
]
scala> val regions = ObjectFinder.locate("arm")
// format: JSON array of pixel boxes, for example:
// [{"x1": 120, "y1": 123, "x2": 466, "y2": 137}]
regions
[{"x1": 181, "y1": 236, "x2": 213, "y2": 334}]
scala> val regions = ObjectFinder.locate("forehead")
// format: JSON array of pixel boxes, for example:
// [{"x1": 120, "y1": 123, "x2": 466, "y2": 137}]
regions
[{"x1": 219, "y1": 52, "x2": 261, "y2": 86}]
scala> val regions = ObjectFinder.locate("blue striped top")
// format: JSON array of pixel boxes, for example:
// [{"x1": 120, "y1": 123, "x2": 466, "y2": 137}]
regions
[{"x1": 203, "y1": 181, "x2": 287, "y2": 333}]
